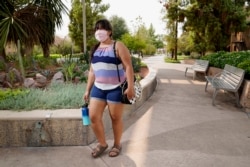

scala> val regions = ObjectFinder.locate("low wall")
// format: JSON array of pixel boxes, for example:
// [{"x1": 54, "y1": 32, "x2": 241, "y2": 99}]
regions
[
  {"x1": 240, "y1": 80, "x2": 250, "y2": 112},
  {"x1": 0, "y1": 68, "x2": 157, "y2": 147}
]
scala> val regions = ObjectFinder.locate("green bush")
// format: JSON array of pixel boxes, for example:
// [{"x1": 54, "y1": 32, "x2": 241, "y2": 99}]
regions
[
  {"x1": 131, "y1": 56, "x2": 141, "y2": 72},
  {"x1": 0, "y1": 83, "x2": 86, "y2": 111},
  {"x1": 0, "y1": 61, "x2": 6, "y2": 71},
  {"x1": 190, "y1": 52, "x2": 201, "y2": 59},
  {"x1": 238, "y1": 60, "x2": 250, "y2": 79},
  {"x1": 0, "y1": 88, "x2": 29, "y2": 101},
  {"x1": 201, "y1": 51, "x2": 250, "y2": 79}
]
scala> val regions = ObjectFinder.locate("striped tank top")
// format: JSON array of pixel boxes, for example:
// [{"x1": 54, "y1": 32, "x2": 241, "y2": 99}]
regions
[{"x1": 91, "y1": 43, "x2": 126, "y2": 90}]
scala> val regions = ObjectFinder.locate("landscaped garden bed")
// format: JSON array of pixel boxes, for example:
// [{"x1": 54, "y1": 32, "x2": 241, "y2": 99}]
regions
[{"x1": 0, "y1": 55, "x2": 147, "y2": 111}]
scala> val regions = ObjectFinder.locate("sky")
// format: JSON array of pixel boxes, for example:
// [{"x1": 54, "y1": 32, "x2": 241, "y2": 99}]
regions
[{"x1": 55, "y1": 0, "x2": 166, "y2": 37}]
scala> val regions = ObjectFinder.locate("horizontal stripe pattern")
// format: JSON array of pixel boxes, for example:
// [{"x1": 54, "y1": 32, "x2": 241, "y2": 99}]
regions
[
  {"x1": 92, "y1": 56, "x2": 118, "y2": 64},
  {"x1": 91, "y1": 43, "x2": 126, "y2": 90},
  {"x1": 95, "y1": 69, "x2": 124, "y2": 78},
  {"x1": 95, "y1": 75, "x2": 126, "y2": 84},
  {"x1": 92, "y1": 62, "x2": 123, "y2": 71}
]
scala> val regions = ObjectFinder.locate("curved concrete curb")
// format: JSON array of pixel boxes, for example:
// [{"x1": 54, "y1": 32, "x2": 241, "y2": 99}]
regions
[{"x1": 0, "y1": 67, "x2": 157, "y2": 147}]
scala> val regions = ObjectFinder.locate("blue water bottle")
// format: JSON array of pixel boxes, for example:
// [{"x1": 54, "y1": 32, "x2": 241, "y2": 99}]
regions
[{"x1": 82, "y1": 103, "x2": 90, "y2": 125}]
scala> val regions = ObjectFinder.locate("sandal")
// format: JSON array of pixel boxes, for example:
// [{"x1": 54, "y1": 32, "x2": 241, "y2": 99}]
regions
[
  {"x1": 109, "y1": 145, "x2": 122, "y2": 157},
  {"x1": 91, "y1": 144, "x2": 108, "y2": 158}
]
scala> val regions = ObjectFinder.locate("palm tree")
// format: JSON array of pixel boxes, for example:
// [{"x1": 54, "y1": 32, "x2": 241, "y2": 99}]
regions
[
  {"x1": 0, "y1": 0, "x2": 68, "y2": 60},
  {"x1": 33, "y1": 0, "x2": 68, "y2": 57}
]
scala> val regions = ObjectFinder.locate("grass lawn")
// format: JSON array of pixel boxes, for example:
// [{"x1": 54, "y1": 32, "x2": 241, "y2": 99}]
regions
[{"x1": 164, "y1": 55, "x2": 190, "y2": 63}]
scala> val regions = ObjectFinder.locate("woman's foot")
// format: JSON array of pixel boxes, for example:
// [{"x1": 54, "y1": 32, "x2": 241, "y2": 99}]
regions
[
  {"x1": 91, "y1": 144, "x2": 108, "y2": 158},
  {"x1": 109, "y1": 145, "x2": 122, "y2": 157}
]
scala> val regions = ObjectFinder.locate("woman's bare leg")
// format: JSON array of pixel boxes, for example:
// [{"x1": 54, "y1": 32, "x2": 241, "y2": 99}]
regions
[
  {"x1": 108, "y1": 103, "x2": 124, "y2": 147},
  {"x1": 89, "y1": 98, "x2": 107, "y2": 147}
]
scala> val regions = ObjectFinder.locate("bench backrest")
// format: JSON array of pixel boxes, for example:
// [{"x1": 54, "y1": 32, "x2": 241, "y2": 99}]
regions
[
  {"x1": 220, "y1": 64, "x2": 245, "y2": 90},
  {"x1": 193, "y1": 60, "x2": 209, "y2": 70}
]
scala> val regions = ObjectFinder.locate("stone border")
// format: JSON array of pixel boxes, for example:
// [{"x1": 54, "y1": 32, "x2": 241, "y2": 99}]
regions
[{"x1": 0, "y1": 68, "x2": 157, "y2": 147}]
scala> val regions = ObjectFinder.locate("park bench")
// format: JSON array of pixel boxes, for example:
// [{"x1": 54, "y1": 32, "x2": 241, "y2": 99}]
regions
[
  {"x1": 185, "y1": 60, "x2": 209, "y2": 80},
  {"x1": 205, "y1": 64, "x2": 245, "y2": 107}
]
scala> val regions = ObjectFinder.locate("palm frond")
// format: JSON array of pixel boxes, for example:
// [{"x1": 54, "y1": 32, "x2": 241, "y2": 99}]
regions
[
  {"x1": 0, "y1": 0, "x2": 69, "y2": 56},
  {"x1": 0, "y1": 18, "x2": 11, "y2": 50}
]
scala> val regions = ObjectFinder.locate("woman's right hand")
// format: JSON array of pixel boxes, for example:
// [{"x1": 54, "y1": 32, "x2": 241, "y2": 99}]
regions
[{"x1": 83, "y1": 91, "x2": 90, "y2": 103}]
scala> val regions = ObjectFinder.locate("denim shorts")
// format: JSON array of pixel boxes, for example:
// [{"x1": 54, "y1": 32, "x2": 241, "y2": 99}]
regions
[{"x1": 90, "y1": 85, "x2": 122, "y2": 103}]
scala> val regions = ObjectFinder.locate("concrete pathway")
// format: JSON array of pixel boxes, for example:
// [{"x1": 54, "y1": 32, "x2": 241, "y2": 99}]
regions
[{"x1": 1, "y1": 55, "x2": 250, "y2": 167}]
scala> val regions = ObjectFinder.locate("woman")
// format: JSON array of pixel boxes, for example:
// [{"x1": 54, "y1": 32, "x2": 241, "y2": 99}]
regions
[{"x1": 83, "y1": 19, "x2": 135, "y2": 158}]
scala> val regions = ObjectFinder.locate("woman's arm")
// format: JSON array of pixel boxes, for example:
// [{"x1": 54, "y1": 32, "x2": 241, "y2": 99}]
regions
[
  {"x1": 116, "y1": 41, "x2": 135, "y2": 99},
  {"x1": 83, "y1": 66, "x2": 95, "y2": 102}
]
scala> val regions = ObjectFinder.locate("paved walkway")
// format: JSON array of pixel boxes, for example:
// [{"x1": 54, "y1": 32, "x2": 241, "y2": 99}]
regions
[{"x1": 1, "y1": 55, "x2": 250, "y2": 167}]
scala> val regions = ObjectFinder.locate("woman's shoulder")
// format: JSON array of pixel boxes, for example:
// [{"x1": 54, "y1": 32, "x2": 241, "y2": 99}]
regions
[
  {"x1": 114, "y1": 40, "x2": 126, "y2": 49},
  {"x1": 113, "y1": 40, "x2": 130, "y2": 58}
]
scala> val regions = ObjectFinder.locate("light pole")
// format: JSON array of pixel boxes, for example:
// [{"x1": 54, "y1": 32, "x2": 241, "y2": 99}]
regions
[
  {"x1": 82, "y1": 0, "x2": 87, "y2": 53},
  {"x1": 174, "y1": 0, "x2": 178, "y2": 60}
]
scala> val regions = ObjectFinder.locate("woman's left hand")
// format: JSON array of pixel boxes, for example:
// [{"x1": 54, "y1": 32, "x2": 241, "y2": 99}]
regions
[{"x1": 124, "y1": 87, "x2": 135, "y2": 100}]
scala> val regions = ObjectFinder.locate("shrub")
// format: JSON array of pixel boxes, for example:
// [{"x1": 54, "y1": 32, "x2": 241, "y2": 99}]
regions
[
  {"x1": 131, "y1": 56, "x2": 141, "y2": 72},
  {"x1": 201, "y1": 51, "x2": 250, "y2": 79},
  {"x1": 0, "y1": 61, "x2": 6, "y2": 71},
  {"x1": 190, "y1": 52, "x2": 201, "y2": 59},
  {"x1": 0, "y1": 88, "x2": 29, "y2": 101},
  {"x1": 238, "y1": 60, "x2": 250, "y2": 79},
  {"x1": 0, "y1": 83, "x2": 85, "y2": 111}
]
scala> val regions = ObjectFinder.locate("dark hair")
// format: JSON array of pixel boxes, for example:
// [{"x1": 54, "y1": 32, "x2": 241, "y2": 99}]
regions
[
  {"x1": 90, "y1": 19, "x2": 113, "y2": 61},
  {"x1": 90, "y1": 42, "x2": 100, "y2": 61},
  {"x1": 94, "y1": 19, "x2": 112, "y2": 37}
]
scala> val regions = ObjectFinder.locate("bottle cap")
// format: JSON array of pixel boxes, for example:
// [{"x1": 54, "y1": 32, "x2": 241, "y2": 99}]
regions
[{"x1": 82, "y1": 103, "x2": 88, "y2": 108}]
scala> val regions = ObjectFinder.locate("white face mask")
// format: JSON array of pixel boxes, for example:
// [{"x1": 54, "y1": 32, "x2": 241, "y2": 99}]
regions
[{"x1": 95, "y1": 30, "x2": 109, "y2": 42}]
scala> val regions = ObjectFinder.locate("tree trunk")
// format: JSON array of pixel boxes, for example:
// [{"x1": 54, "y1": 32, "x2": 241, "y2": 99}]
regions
[
  {"x1": 42, "y1": 45, "x2": 50, "y2": 58},
  {"x1": 0, "y1": 49, "x2": 7, "y2": 61},
  {"x1": 171, "y1": 49, "x2": 174, "y2": 59}
]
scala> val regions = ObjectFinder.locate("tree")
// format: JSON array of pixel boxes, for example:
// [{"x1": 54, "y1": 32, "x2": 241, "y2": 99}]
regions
[
  {"x1": 0, "y1": 0, "x2": 68, "y2": 60},
  {"x1": 154, "y1": 34, "x2": 165, "y2": 49},
  {"x1": 109, "y1": 15, "x2": 129, "y2": 40},
  {"x1": 170, "y1": 0, "x2": 250, "y2": 54},
  {"x1": 134, "y1": 22, "x2": 157, "y2": 55},
  {"x1": 178, "y1": 31, "x2": 191, "y2": 55},
  {"x1": 161, "y1": 0, "x2": 179, "y2": 60},
  {"x1": 34, "y1": 0, "x2": 68, "y2": 57},
  {"x1": 121, "y1": 33, "x2": 146, "y2": 54},
  {"x1": 122, "y1": 17, "x2": 159, "y2": 55},
  {"x1": 68, "y1": 0, "x2": 109, "y2": 52},
  {"x1": 148, "y1": 24, "x2": 164, "y2": 50}
]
